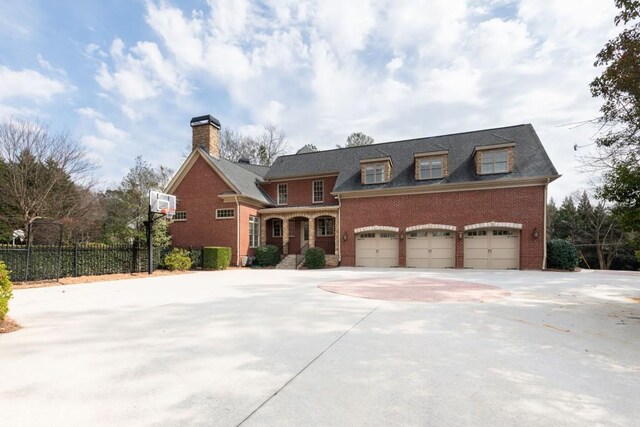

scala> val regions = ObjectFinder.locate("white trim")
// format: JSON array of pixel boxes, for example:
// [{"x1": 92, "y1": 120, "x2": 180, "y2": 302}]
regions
[
  {"x1": 258, "y1": 205, "x2": 339, "y2": 214},
  {"x1": 464, "y1": 222, "x2": 523, "y2": 231},
  {"x1": 406, "y1": 224, "x2": 456, "y2": 232},
  {"x1": 354, "y1": 225, "x2": 400, "y2": 234},
  {"x1": 312, "y1": 179, "x2": 324, "y2": 203},
  {"x1": 543, "y1": 178, "x2": 549, "y2": 269},
  {"x1": 215, "y1": 208, "x2": 235, "y2": 219},
  {"x1": 272, "y1": 218, "x2": 283, "y2": 238},
  {"x1": 173, "y1": 211, "x2": 187, "y2": 221},
  {"x1": 277, "y1": 183, "x2": 288, "y2": 205},
  {"x1": 235, "y1": 197, "x2": 240, "y2": 266}
]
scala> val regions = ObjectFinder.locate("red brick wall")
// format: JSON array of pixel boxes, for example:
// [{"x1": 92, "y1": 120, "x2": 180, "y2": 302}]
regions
[
  {"x1": 261, "y1": 176, "x2": 338, "y2": 207},
  {"x1": 340, "y1": 186, "x2": 546, "y2": 269},
  {"x1": 169, "y1": 156, "x2": 239, "y2": 262}
]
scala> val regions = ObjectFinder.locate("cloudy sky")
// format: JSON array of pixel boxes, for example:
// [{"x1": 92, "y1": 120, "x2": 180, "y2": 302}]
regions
[{"x1": 0, "y1": 0, "x2": 620, "y2": 201}]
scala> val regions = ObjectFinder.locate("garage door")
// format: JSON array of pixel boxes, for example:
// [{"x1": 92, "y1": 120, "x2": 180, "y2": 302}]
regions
[
  {"x1": 464, "y1": 229, "x2": 519, "y2": 269},
  {"x1": 356, "y1": 232, "x2": 399, "y2": 267},
  {"x1": 406, "y1": 230, "x2": 455, "y2": 268}
]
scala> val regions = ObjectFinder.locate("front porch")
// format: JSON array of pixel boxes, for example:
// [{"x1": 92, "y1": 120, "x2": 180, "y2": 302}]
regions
[{"x1": 260, "y1": 206, "x2": 340, "y2": 259}]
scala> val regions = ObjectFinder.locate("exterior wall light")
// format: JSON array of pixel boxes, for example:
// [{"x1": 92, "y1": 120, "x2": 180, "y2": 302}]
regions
[
  {"x1": 343, "y1": 232, "x2": 348, "y2": 241},
  {"x1": 400, "y1": 234, "x2": 404, "y2": 240},
  {"x1": 458, "y1": 232, "x2": 463, "y2": 239},
  {"x1": 533, "y1": 227, "x2": 539, "y2": 239}
]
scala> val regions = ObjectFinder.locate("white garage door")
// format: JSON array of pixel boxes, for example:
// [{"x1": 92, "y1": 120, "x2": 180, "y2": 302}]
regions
[
  {"x1": 406, "y1": 230, "x2": 455, "y2": 268},
  {"x1": 356, "y1": 232, "x2": 399, "y2": 267},
  {"x1": 464, "y1": 229, "x2": 519, "y2": 269}
]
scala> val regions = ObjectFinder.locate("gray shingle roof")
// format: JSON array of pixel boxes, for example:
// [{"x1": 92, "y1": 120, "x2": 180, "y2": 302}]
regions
[
  {"x1": 265, "y1": 124, "x2": 558, "y2": 193},
  {"x1": 202, "y1": 152, "x2": 273, "y2": 204},
  {"x1": 234, "y1": 161, "x2": 270, "y2": 177}
]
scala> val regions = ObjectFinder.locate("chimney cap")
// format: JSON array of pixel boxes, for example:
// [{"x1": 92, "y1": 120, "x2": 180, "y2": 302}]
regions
[{"x1": 190, "y1": 115, "x2": 221, "y2": 129}]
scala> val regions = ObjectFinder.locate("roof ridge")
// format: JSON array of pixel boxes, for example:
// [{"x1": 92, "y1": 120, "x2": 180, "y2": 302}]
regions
[{"x1": 275, "y1": 124, "x2": 530, "y2": 159}]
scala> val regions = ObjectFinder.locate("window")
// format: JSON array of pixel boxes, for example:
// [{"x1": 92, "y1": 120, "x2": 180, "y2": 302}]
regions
[
  {"x1": 432, "y1": 231, "x2": 451, "y2": 237},
  {"x1": 289, "y1": 220, "x2": 295, "y2": 237},
  {"x1": 277, "y1": 183, "x2": 288, "y2": 205},
  {"x1": 493, "y1": 230, "x2": 515, "y2": 236},
  {"x1": 481, "y1": 150, "x2": 508, "y2": 174},
  {"x1": 419, "y1": 158, "x2": 443, "y2": 179},
  {"x1": 249, "y1": 216, "x2": 260, "y2": 248},
  {"x1": 317, "y1": 217, "x2": 334, "y2": 236},
  {"x1": 408, "y1": 231, "x2": 426, "y2": 238},
  {"x1": 313, "y1": 180, "x2": 324, "y2": 203},
  {"x1": 380, "y1": 233, "x2": 396, "y2": 238},
  {"x1": 215, "y1": 208, "x2": 234, "y2": 219},
  {"x1": 465, "y1": 230, "x2": 487, "y2": 236},
  {"x1": 365, "y1": 164, "x2": 385, "y2": 184},
  {"x1": 173, "y1": 211, "x2": 187, "y2": 221},
  {"x1": 272, "y1": 219, "x2": 283, "y2": 237},
  {"x1": 359, "y1": 233, "x2": 375, "y2": 238}
]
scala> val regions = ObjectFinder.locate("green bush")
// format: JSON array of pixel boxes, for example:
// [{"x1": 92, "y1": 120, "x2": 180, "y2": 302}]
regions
[
  {"x1": 164, "y1": 248, "x2": 192, "y2": 271},
  {"x1": 547, "y1": 239, "x2": 579, "y2": 270},
  {"x1": 203, "y1": 247, "x2": 232, "y2": 270},
  {"x1": 0, "y1": 261, "x2": 13, "y2": 320},
  {"x1": 255, "y1": 245, "x2": 280, "y2": 266},
  {"x1": 305, "y1": 247, "x2": 326, "y2": 269}
]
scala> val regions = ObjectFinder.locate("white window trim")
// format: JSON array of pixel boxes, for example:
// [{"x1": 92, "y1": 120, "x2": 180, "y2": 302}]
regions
[
  {"x1": 364, "y1": 164, "x2": 385, "y2": 184},
  {"x1": 249, "y1": 216, "x2": 260, "y2": 248},
  {"x1": 272, "y1": 219, "x2": 283, "y2": 238},
  {"x1": 173, "y1": 211, "x2": 187, "y2": 221},
  {"x1": 289, "y1": 219, "x2": 295, "y2": 237},
  {"x1": 480, "y1": 150, "x2": 509, "y2": 175},
  {"x1": 215, "y1": 208, "x2": 235, "y2": 219},
  {"x1": 418, "y1": 157, "x2": 444, "y2": 180},
  {"x1": 277, "y1": 183, "x2": 288, "y2": 205},
  {"x1": 312, "y1": 180, "x2": 324, "y2": 203}
]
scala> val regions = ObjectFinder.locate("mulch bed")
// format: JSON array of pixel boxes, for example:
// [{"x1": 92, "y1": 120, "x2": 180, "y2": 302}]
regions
[
  {"x1": 13, "y1": 270, "x2": 194, "y2": 289},
  {"x1": 0, "y1": 317, "x2": 21, "y2": 334}
]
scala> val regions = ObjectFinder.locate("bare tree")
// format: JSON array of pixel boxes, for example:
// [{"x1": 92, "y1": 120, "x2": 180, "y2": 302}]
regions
[
  {"x1": 257, "y1": 123, "x2": 289, "y2": 166},
  {"x1": 0, "y1": 117, "x2": 96, "y2": 235},
  {"x1": 219, "y1": 127, "x2": 260, "y2": 163},
  {"x1": 337, "y1": 132, "x2": 374, "y2": 148}
]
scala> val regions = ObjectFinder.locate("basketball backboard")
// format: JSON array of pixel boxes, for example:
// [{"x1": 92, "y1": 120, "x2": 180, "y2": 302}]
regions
[{"x1": 149, "y1": 191, "x2": 177, "y2": 218}]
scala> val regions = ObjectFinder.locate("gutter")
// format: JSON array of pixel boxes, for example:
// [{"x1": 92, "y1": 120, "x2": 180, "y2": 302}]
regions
[
  {"x1": 337, "y1": 194, "x2": 341, "y2": 263},
  {"x1": 235, "y1": 196, "x2": 240, "y2": 267},
  {"x1": 543, "y1": 177, "x2": 549, "y2": 270}
]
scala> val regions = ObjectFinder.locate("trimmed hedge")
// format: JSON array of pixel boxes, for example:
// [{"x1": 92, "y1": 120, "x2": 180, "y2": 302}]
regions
[
  {"x1": 0, "y1": 261, "x2": 13, "y2": 320},
  {"x1": 256, "y1": 245, "x2": 280, "y2": 266},
  {"x1": 305, "y1": 247, "x2": 326, "y2": 269},
  {"x1": 547, "y1": 239, "x2": 578, "y2": 270},
  {"x1": 203, "y1": 247, "x2": 232, "y2": 270},
  {"x1": 164, "y1": 248, "x2": 192, "y2": 271}
]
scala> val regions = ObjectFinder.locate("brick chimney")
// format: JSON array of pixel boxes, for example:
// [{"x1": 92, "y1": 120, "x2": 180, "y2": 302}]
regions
[{"x1": 190, "y1": 115, "x2": 221, "y2": 157}]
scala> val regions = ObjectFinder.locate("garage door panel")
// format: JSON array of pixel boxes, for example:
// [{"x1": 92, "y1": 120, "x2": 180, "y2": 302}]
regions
[
  {"x1": 464, "y1": 229, "x2": 519, "y2": 269},
  {"x1": 407, "y1": 257, "x2": 429, "y2": 268},
  {"x1": 356, "y1": 232, "x2": 399, "y2": 268},
  {"x1": 429, "y1": 256, "x2": 454, "y2": 268},
  {"x1": 406, "y1": 231, "x2": 455, "y2": 268}
]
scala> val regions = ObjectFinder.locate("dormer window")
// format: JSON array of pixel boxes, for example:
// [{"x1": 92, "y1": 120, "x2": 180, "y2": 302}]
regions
[
  {"x1": 365, "y1": 164, "x2": 385, "y2": 183},
  {"x1": 361, "y1": 156, "x2": 392, "y2": 185},
  {"x1": 481, "y1": 150, "x2": 508, "y2": 174},
  {"x1": 414, "y1": 150, "x2": 448, "y2": 180},
  {"x1": 474, "y1": 143, "x2": 514, "y2": 175}
]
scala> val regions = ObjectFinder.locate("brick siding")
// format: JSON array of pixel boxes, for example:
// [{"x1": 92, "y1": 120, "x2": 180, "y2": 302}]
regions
[
  {"x1": 340, "y1": 185, "x2": 545, "y2": 269},
  {"x1": 261, "y1": 176, "x2": 338, "y2": 207}
]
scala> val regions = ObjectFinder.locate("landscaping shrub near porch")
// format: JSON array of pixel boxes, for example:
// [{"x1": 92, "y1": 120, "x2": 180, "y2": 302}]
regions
[
  {"x1": 305, "y1": 247, "x2": 326, "y2": 269},
  {"x1": 203, "y1": 247, "x2": 232, "y2": 270},
  {"x1": 256, "y1": 245, "x2": 280, "y2": 266}
]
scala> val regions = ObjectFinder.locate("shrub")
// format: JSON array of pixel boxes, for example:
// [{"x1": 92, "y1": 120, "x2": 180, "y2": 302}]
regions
[
  {"x1": 305, "y1": 247, "x2": 326, "y2": 269},
  {"x1": 0, "y1": 261, "x2": 13, "y2": 320},
  {"x1": 256, "y1": 245, "x2": 280, "y2": 266},
  {"x1": 203, "y1": 247, "x2": 232, "y2": 270},
  {"x1": 164, "y1": 248, "x2": 192, "y2": 271},
  {"x1": 547, "y1": 239, "x2": 579, "y2": 270}
]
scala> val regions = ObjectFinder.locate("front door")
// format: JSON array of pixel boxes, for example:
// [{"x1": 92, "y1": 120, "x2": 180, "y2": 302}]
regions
[{"x1": 300, "y1": 221, "x2": 309, "y2": 252}]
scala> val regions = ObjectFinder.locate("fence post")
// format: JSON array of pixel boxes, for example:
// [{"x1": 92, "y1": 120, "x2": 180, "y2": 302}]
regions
[
  {"x1": 201, "y1": 246, "x2": 205, "y2": 269},
  {"x1": 132, "y1": 241, "x2": 138, "y2": 273},
  {"x1": 25, "y1": 244, "x2": 30, "y2": 282},
  {"x1": 73, "y1": 243, "x2": 79, "y2": 277}
]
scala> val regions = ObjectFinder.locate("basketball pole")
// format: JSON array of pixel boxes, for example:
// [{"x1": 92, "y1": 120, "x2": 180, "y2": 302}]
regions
[{"x1": 146, "y1": 204, "x2": 153, "y2": 275}]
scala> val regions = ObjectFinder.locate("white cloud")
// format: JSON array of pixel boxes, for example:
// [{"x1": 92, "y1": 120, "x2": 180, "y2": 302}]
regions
[
  {"x1": 76, "y1": 107, "x2": 104, "y2": 120},
  {"x1": 0, "y1": 66, "x2": 70, "y2": 100}
]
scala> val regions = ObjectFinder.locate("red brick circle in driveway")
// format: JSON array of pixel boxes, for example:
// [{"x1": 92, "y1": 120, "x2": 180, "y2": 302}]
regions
[{"x1": 319, "y1": 277, "x2": 510, "y2": 303}]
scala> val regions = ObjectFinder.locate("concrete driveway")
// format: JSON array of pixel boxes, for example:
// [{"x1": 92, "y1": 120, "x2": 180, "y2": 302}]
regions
[{"x1": 1, "y1": 268, "x2": 639, "y2": 426}]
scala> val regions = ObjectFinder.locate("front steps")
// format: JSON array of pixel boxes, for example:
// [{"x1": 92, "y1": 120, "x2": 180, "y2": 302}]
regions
[{"x1": 276, "y1": 254, "x2": 340, "y2": 269}]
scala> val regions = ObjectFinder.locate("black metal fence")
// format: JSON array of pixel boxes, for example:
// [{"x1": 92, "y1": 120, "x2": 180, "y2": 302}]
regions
[{"x1": 0, "y1": 243, "x2": 205, "y2": 282}]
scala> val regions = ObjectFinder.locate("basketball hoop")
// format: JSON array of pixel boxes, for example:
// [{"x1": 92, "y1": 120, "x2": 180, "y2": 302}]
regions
[{"x1": 149, "y1": 191, "x2": 177, "y2": 219}]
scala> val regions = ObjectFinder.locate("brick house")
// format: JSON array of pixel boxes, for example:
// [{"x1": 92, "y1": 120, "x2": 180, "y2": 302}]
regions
[{"x1": 166, "y1": 115, "x2": 559, "y2": 269}]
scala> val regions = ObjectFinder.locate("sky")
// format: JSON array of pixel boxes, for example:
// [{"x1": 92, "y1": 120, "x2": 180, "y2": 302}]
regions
[{"x1": 0, "y1": 0, "x2": 621, "y2": 202}]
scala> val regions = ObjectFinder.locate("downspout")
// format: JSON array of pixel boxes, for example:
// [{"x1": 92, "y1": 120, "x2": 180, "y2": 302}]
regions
[
  {"x1": 235, "y1": 196, "x2": 240, "y2": 267},
  {"x1": 542, "y1": 178, "x2": 549, "y2": 270},
  {"x1": 337, "y1": 194, "x2": 342, "y2": 263}
]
